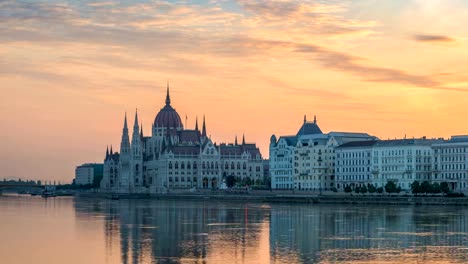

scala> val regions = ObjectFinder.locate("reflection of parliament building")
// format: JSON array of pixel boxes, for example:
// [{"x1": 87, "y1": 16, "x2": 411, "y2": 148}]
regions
[{"x1": 100, "y1": 85, "x2": 264, "y2": 193}]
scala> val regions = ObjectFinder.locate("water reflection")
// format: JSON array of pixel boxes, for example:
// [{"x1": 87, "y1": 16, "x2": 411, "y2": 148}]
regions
[{"x1": 2, "y1": 195, "x2": 468, "y2": 263}]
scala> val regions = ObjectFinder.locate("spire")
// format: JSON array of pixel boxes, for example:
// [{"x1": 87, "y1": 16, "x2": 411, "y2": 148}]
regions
[
  {"x1": 202, "y1": 115, "x2": 207, "y2": 137},
  {"x1": 124, "y1": 112, "x2": 128, "y2": 130},
  {"x1": 195, "y1": 116, "x2": 199, "y2": 131},
  {"x1": 140, "y1": 122, "x2": 144, "y2": 139},
  {"x1": 134, "y1": 108, "x2": 139, "y2": 128},
  {"x1": 242, "y1": 134, "x2": 245, "y2": 145},
  {"x1": 106, "y1": 145, "x2": 109, "y2": 159},
  {"x1": 165, "y1": 81, "x2": 171, "y2": 106},
  {"x1": 314, "y1": 115, "x2": 317, "y2": 124},
  {"x1": 304, "y1": 115, "x2": 307, "y2": 124},
  {"x1": 235, "y1": 135, "x2": 238, "y2": 146},
  {"x1": 110, "y1": 145, "x2": 113, "y2": 155}
]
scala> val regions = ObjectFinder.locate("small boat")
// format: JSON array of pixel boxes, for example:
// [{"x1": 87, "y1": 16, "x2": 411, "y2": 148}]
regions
[{"x1": 42, "y1": 191, "x2": 57, "y2": 198}]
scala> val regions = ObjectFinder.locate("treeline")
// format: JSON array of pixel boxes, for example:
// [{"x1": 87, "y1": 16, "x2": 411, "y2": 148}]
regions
[
  {"x1": 1, "y1": 179, "x2": 42, "y2": 185},
  {"x1": 344, "y1": 180, "x2": 465, "y2": 197}
]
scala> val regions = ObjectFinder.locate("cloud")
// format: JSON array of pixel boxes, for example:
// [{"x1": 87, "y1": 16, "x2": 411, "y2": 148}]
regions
[{"x1": 413, "y1": 34, "x2": 455, "y2": 43}]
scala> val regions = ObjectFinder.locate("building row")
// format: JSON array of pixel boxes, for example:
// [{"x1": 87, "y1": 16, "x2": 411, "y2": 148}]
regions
[{"x1": 270, "y1": 119, "x2": 468, "y2": 193}]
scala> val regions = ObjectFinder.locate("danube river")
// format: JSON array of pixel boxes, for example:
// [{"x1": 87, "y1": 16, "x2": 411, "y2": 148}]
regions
[{"x1": 1, "y1": 195, "x2": 468, "y2": 263}]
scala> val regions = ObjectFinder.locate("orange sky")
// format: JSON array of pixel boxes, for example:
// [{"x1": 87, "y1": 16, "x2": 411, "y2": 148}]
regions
[{"x1": 1, "y1": 0, "x2": 468, "y2": 182}]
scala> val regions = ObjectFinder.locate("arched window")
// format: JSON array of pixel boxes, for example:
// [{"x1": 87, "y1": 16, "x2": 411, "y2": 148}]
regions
[
  {"x1": 187, "y1": 163, "x2": 191, "y2": 169},
  {"x1": 181, "y1": 162, "x2": 185, "y2": 169},
  {"x1": 237, "y1": 162, "x2": 241, "y2": 170},
  {"x1": 243, "y1": 163, "x2": 246, "y2": 170},
  {"x1": 169, "y1": 162, "x2": 172, "y2": 169},
  {"x1": 175, "y1": 162, "x2": 179, "y2": 169},
  {"x1": 231, "y1": 162, "x2": 235, "y2": 169},
  {"x1": 193, "y1": 162, "x2": 197, "y2": 169}
]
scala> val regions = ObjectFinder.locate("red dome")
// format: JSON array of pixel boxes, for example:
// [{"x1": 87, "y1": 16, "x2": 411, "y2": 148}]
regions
[
  {"x1": 154, "y1": 86, "x2": 183, "y2": 129},
  {"x1": 154, "y1": 104, "x2": 183, "y2": 129}
]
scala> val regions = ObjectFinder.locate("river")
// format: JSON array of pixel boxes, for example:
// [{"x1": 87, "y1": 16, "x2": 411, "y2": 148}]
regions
[{"x1": 1, "y1": 194, "x2": 468, "y2": 263}]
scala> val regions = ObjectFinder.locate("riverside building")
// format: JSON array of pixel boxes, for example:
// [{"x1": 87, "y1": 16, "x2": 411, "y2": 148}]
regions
[
  {"x1": 432, "y1": 136, "x2": 468, "y2": 192},
  {"x1": 100, "y1": 86, "x2": 263, "y2": 193},
  {"x1": 336, "y1": 138, "x2": 441, "y2": 191},
  {"x1": 269, "y1": 116, "x2": 375, "y2": 190}
]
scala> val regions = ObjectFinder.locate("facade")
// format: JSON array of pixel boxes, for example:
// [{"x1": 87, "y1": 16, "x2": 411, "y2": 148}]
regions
[
  {"x1": 336, "y1": 138, "x2": 441, "y2": 191},
  {"x1": 432, "y1": 136, "x2": 468, "y2": 192},
  {"x1": 270, "y1": 116, "x2": 375, "y2": 190},
  {"x1": 75, "y1": 163, "x2": 103, "y2": 185},
  {"x1": 100, "y1": 86, "x2": 263, "y2": 193}
]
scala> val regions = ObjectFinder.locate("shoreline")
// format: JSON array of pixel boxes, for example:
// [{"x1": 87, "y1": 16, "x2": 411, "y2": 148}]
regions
[{"x1": 76, "y1": 192, "x2": 468, "y2": 206}]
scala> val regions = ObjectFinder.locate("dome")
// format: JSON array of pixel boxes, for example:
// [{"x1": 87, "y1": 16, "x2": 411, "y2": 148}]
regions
[{"x1": 154, "y1": 86, "x2": 183, "y2": 129}]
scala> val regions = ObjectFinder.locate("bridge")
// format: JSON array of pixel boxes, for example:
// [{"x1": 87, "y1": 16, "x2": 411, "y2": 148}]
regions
[{"x1": 0, "y1": 184, "x2": 46, "y2": 193}]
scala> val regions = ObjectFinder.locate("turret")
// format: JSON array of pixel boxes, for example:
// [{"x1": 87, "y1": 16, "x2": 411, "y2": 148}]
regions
[
  {"x1": 120, "y1": 113, "x2": 131, "y2": 155},
  {"x1": 195, "y1": 116, "x2": 199, "y2": 131},
  {"x1": 202, "y1": 115, "x2": 207, "y2": 138},
  {"x1": 242, "y1": 134, "x2": 245, "y2": 145}
]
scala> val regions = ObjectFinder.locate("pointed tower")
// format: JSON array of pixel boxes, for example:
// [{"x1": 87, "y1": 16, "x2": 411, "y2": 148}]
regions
[
  {"x1": 242, "y1": 134, "x2": 245, "y2": 145},
  {"x1": 140, "y1": 123, "x2": 144, "y2": 141},
  {"x1": 105, "y1": 145, "x2": 109, "y2": 160},
  {"x1": 165, "y1": 81, "x2": 171, "y2": 106},
  {"x1": 120, "y1": 112, "x2": 131, "y2": 155},
  {"x1": 235, "y1": 135, "x2": 238, "y2": 146},
  {"x1": 131, "y1": 109, "x2": 142, "y2": 159},
  {"x1": 195, "y1": 116, "x2": 199, "y2": 131},
  {"x1": 202, "y1": 115, "x2": 207, "y2": 138},
  {"x1": 314, "y1": 115, "x2": 317, "y2": 124},
  {"x1": 110, "y1": 145, "x2": 113, "y2": 155}
]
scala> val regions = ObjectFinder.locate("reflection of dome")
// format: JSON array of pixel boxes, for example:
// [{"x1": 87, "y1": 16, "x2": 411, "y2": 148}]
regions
[{"x1": 154, "y1": 87, "x2": 183, "y2": 129}]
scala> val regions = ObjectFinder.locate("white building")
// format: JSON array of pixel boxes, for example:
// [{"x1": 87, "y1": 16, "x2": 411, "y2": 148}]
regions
[
  {"x1": 432, "y1": 136, "x2": 468, "y2": 192},
  {"x1": 270, "y1": 116, "x2": 375, "y2": 190},
  {"x1": 336, "y1": 138, "x2": 440, "y2": 191},
  {"x1": 100, "y1": 86, "x2": 264, "y2": 193},
  {"x1": 75, "y1": 163, "x2": 103, "y2": 185}
]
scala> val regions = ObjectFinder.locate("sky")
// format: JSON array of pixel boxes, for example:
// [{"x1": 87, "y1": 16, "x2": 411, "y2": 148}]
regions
[{"x1": 1, "y1": 0, "x2": 468, "y2": 182}]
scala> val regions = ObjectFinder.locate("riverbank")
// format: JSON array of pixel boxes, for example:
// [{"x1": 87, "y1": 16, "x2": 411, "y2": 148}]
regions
[{"x1": 76, "y1": 192, "x2": 468, "y2": 206}]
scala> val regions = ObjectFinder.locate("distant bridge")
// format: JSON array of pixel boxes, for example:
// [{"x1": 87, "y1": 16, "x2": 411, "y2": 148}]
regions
[{"x1": 0, "y1": 184, "x2": 46, "y2": 191}]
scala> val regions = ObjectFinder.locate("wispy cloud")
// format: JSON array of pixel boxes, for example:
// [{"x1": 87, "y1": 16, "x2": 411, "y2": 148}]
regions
[{"x1": 413, "y1": 34, "x2": 455, "y2": 43}]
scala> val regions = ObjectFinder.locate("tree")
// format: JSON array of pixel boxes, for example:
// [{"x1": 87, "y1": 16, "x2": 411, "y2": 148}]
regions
[
  {"x1": 354, "y1": 186, "x2": 361, "y2": 194},
  {"x1": 410, "y1": 181, "x2": 421, "y2": 194},
  {"x1": 377, "y1": 187, "x2": 384, "y2": 194},
  {"x1": 421, "y1": 181, "x2": 432, "y2": 195},
  {"x1": 225, "y1": 175, "x2": 236, "y2": 188},
  {"x1": 440, "y1": 182, "x2": 450, "y2": 195},
  {"x1": 385, "y1": 181, "x2": 398, "y2": 193},
  {"x1": 368, "y1": 184, "x2": 376, "y2": 193},
  {"x1": 431, "y1": 183, "x2": 441, "y2": 194},
  {"x1": 360, "y1": 185, "x2": 368, "y2": 194},
  {"x1": 344, "y1": 186, "x2": 352, "y2": 193}
]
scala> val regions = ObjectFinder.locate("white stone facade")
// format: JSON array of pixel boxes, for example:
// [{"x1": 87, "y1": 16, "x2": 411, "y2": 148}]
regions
[{"x1": 432, "y1": 136, "x2": 468, "y2": 192}]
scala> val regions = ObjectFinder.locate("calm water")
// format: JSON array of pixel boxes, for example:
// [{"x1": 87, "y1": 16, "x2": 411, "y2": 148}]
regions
[{"x1": 1, "y1": 195, "x2": 468, "y2": 264}]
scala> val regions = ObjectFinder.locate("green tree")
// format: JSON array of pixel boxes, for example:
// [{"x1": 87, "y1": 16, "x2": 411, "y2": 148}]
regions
[
  {"x1": 431, "y1": 183, "x2": 441, "y2": 194},
  {"x1": 360, "y1": 185, "x2": 368, "y2": 194},
  {"x1": 410, "y1": 181, "x2": 421, "y2": 194},
  {"x1": 440, "y1": 182, "x2": 450, "y2": 195},
  {"x1": 377, "y1": 187, "x2": 384, "y2": 194},
  {"x1": 368, "y1": 184, "x2": 376, "y2": 193},
  {"x1": 225, "y1": 175, "x2": 236, "y2": 188},
  {"x1": 420, "y1": 181, "x2": 432, "y2": 194},
  {"x1": 385, "y1": 181, "x2": 398, "y2": 193},
  {"x1": 344, "y1": 186, "x2": 352, "y2": 193},
  {"x1": 354, "y1": 186, "x2": 361, "y2": 194}
]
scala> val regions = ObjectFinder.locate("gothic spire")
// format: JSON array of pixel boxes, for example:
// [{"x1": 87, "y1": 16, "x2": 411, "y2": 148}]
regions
[
  {"x1": 202, "y1": 115, "x2": 207, "y2": 137},
  {"x1": 106, "y1": 145, "x2": 109, "y2": 160},
  {"x1": 165, "y1": 82, "x2": 171, "y2": 106},
  {"x1": 123, "y1": 112, "x2": 128, "y2": 131},
  {"x1": 304, "y1": 114, "x2": 307, "y2": 124},
  {"x1": 314, "y1": 115, "x2": 317, "y2": 124},
  {"x1": 235, "y1": 135, "x2": 238, "y2": 146},
  {"x1": 134, "y1": 108, "x2": 139, "y2": 128},
  {"x1": 110, "y1": 145, "x2": 113, "y2": 155},
  {"x1": 195, "y1": 116, "x2": 199, "y2": 131},
  {"x1": 140, "y1": 122, "x2": 144, "y2": 139},
  {"x1": 242, "y1": 134, "x2": 245, "y2": 145}
]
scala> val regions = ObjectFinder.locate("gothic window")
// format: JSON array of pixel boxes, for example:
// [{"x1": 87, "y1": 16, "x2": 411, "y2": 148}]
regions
[
  {"x1": 181, "y1": 162, "x2": 185, "y2": 169},
  {"x1": 175, "y1": 162, "x2": 179, "y2": 169},
  {"x1": 187, "y1": 163, "x2": 191, "y2": 169},
  {"x1": 169, "y1": 162, "x2": 173, "y2": 169},
  {"x1": 193, "y1": 162, "x2": 197, "y2": 169},
  {"x1": 231, "y1": 162, "x2": 235, "y2": 170},
  {"x1": 243, "y1": 163, "x2": 247, "y2": 170},
  {"x1": 211, "y1": 162, "x2": 214, "y2": 169},
  {"x1": 215, "y1": 162, "x2": 219, "y2": 169},
  {"x1": 237, "y1": 162, "x2": 241, "y2": 170}
]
